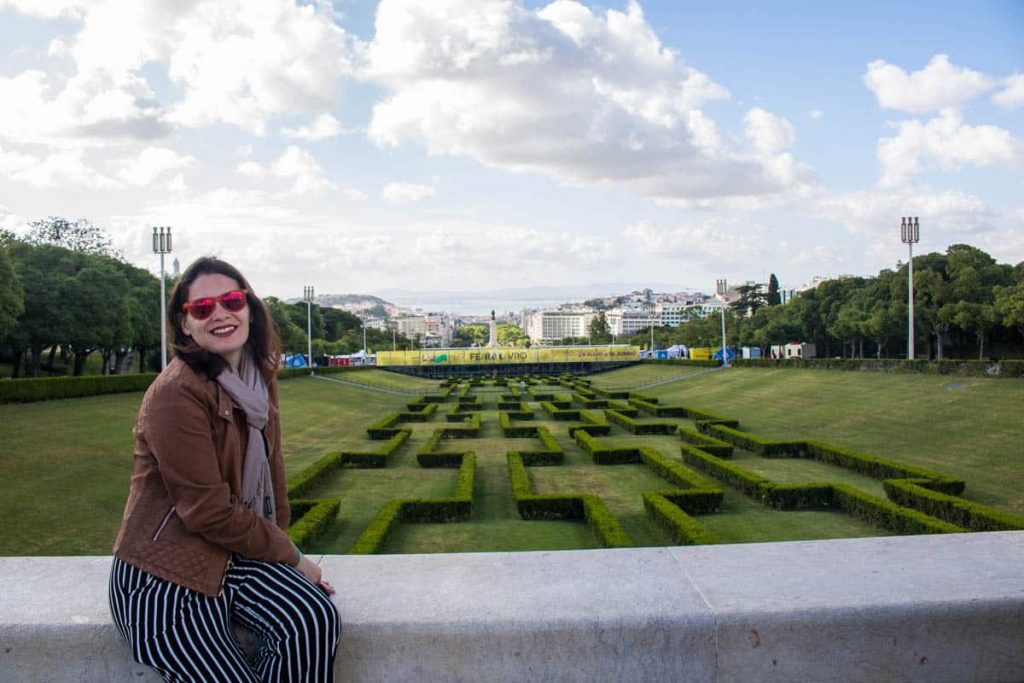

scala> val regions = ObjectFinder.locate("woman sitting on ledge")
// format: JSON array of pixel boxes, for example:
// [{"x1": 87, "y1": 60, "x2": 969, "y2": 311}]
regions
[{"x1": 109, "y1": 256, "x2": 340, "y2": 682}]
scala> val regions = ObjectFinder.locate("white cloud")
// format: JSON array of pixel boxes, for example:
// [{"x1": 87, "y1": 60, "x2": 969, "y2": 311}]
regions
[
  {"x1": 623, "y1": 219, "x2": 767, "y2": 265},
  {"x1": 0, "y1": 0, "x2": 357, "y2": 146},
  {"x1": 115, "y1": 146, "x2": 194, "y2": 187},
  {"x1": 864, "y1": 54, "x2": 996, "y2": 113},
  {"x1": 992, "y1": 73, "x2": 1024, "y2": 108},
  {"x1": 381, "y1": 182, "x2": 436, "y2": 204},
  {"x1": 809, "y1": 109, "x2": 824, "y2": 120},
  {"x1": 877, "y1": 109, "x2": 1021, "y2": 187},
  {"x1": 365, "y1": 0, "x2": 811, "y2": 207},
  {"x1": 282, "y1": 113, "x2": 347, "y2": 141},
  {"x1": 271, "y1": 146, "x2": 332, "y2": 194},
  {"x1": 0, "y1": 0, "x2": 90, "y2": 19},
  {"x1": 744, "y1": 107, "x2": 794, "y2": 154},
  {"x1": 0, "y1": 143, "x2": 120, "y2": 188},
  {"x1": 236, "y1": 160, "x2": 265, "y2": 177}
]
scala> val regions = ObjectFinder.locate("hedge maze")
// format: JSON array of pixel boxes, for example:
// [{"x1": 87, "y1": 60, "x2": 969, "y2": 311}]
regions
[{"x1": 285, "y1": 374, "x2": 1024, "y2": 555}]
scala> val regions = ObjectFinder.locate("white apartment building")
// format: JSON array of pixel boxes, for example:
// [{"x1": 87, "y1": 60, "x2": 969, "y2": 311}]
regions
[
  {"x1": 391, "y1": 314, "x2": 453, "y2": 346},
  {"x1": 524, "y1": 309, "x2": 597, "y2": 344},
  {"x1": 606, "y1": 309, "x2": 661, "y2": 336}
]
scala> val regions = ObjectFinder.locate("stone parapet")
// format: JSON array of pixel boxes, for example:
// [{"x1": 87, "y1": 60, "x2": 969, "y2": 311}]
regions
[{"x1": 1, "y1": 532, "x2": 1022, "y2": 682}]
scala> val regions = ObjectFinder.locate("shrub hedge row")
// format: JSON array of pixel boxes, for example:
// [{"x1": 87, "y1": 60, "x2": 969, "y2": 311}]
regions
[
  {"x1": 540, "y1": 401, "x2": 581, "y2": 420},
  {"x1": 707, "y1": 425, "x2": 805, "y2": 458},
  {"x1": 574, "y1": 430, "x2": 642, "y2": 464},
  {"x1": 350, "y1": 453, "x2": 476, "y2": 554},
  {"x1": 678, "y1": 428, "x2": 734, "y2": 457},
  {"x1": 731, "y1": 357, "x2": 1024, "y2": 378},
  {"x1": 573, "y1": 392, "x2": 610, "y2": 408},
  {"x1": 802, "y1": 440, "x2": 965, "y2": 494},
  {"x1": 643, "y1": 493, "x2": 719, "y2": 545},
  {"x1": 832, "y1": 484, "x2": 962, "y2": 534},
  {"x1": 366, "y1": 413, "x2": 402, "y2": 439},
  {"x1": 506, "y1": 453, "x2": 632, "y2": 547},
  {"x1": 883, "y1": 479, "x2": 1024, "y2": 531},
  {"x1": 604, "y1": 409, "x2": 678, "y2": 435},
  {"x1": 0, "y1": 372, "x2": 159, "y2": 403},
  {"x1": 628, "y1": 397, "x2": 688, "y2": 417},
  {"x1": 287, "y1": 499, "x2": 341, "y2": 550},
  {"x1": 589, "y1": 386, "x2": 631, "y2": 399},
  {"x1": 567, "y1": 410, "x2": 612, "y2": 437},
  {"x1": 287, "y1": 429, "x2": 412, "y2": 497}
]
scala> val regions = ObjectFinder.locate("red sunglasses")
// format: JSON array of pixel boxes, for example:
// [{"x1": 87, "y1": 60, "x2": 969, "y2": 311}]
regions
[{"x1": 182, "y1": 289, "x2": 248, "y2": 320}]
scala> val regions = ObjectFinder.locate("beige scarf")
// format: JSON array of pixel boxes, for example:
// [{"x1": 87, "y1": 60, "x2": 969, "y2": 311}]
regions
[{"x1": 216, "y1": 353, "x2": 275, "y2": 521}]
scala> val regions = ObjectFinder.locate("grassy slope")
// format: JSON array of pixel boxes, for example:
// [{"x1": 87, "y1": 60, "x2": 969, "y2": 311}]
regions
[
  {"x1": 631, "y1": 367, "x2": 1023, "y2": 513},
  {"x1": 1, "y1": 365, "x2": 1019, "y2": 556}
]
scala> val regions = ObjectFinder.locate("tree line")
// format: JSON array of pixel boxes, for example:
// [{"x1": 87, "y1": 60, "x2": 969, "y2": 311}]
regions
[
  {"x1": 0, "y1": 219, "x2": 412, "y2": 378},
  {"x1": 617, "y1": 244, "x2": 1023, "y2": 360}
]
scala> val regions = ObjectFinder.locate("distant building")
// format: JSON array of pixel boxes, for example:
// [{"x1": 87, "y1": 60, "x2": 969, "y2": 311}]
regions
[
  {"x1": 606, "y1": 308, "x2": 660, "y2": 336},
  {"x1": 523, "y1": 308, "x2": 597, "y2": 344}
]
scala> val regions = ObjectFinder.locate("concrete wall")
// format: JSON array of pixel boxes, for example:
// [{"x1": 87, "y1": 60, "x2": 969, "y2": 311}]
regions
[{"x1": 1, "y1": 531, "x2": 1022, "y2": 682}]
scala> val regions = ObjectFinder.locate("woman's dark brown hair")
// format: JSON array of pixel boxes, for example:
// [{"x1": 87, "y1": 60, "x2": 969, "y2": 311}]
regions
[{"x1": 169, "y1": 257, "x2": 281, "y2": 381}]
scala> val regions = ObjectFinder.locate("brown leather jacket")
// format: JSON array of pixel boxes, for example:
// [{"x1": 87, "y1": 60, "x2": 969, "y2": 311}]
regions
[{"x1": 113, "y1": 357, "x2": 296, "y2": 597}]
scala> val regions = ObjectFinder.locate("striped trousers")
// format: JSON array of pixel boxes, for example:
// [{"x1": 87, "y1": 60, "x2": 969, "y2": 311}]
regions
[{"x1": 109, "y1": 556, "x2": 340, "y2": 682}]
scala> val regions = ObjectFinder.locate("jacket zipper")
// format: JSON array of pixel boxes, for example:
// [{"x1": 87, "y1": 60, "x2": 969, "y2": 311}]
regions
[{"x1": 152, "y1": 506, "x2": 175, "y2": 541}]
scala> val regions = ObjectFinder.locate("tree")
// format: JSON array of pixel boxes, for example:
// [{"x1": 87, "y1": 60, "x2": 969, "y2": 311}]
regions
[
  {"x1": 497, "y1": 323, "x2": 530, "y2": 347},
  {"x1": 729, "y1": 283, "x2": 767, "y2": 317},
  {"x1": 453, "y1": 324, "x2": 487, "y2": 347},
  {"x1": 24, "y1": 217, "x2": 123, "y2": 259},
  {"x1": 766, "y1": 273, "x2": 781, "y2": 306},
  {"x1": 0, "y1": 241, "x2": 24, "y2": 343},
  {"x1": 994, "y1": 280, "x2": 1024, "y2": 346},
  {"x1": 588, "y1": 312, "x2": 612, "y2": 343}
]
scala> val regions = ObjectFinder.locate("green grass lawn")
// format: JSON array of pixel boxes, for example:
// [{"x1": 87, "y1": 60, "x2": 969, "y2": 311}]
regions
[{"x1": 0, "y1": 365, "x2": 1020, "y2": 556}]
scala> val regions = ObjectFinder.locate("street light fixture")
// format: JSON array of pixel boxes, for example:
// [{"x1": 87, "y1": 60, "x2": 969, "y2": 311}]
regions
[
  {"x1": 303, "y1": 286, "x2": 314, "y2": 376},
  {"x1": 900, "y1": 217, "x2": 920, "y2": 360},
  {"x1": 151, "y1": 226, "x2": 172, "y2": 370},
  {"x1": 716, "y1": 279, "x2": 729, "y2": 367}
]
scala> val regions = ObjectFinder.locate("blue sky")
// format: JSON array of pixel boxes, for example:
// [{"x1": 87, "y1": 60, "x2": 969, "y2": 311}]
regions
[{"x1": 0, "y1": 0, "x2": 1021, "y2": 300}]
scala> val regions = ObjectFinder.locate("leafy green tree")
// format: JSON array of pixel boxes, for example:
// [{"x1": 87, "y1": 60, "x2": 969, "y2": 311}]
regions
[
  {"x1": 265, "y1": 297, "x2": 308, "y2": 353},
  {"x1": 0, "y1": 241, "x2": 24, "y2": 343},
  {"x1": 994, "y1": 280, "x2": 1024, "y2": 346},
  {"x1": 453, "y1": 324, "x2": 487, "y2": 347},
  {"x1": 729, "y1": 283, "x2": 767, "y2": 317},
  {"x1": 497, "y1": 323, "x2": 530, "y2": 347},
  {"x1": 766, "y1": 273, "x2": 781, "y2": 306},
  {"x1": 588, "y1": 312, "x2": 612, "y2": 343},
  {"x1": 24, "y1": 217, "x2": 123, "y2": 259}
]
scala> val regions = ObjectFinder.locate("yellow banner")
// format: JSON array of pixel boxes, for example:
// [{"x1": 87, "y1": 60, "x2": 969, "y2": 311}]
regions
[
  {"x1": 688, "y1": 347, "x2": 714, "y2": 360},
  {"x1": 375, "y1": 346, "x2": 641, "y2": 367}
]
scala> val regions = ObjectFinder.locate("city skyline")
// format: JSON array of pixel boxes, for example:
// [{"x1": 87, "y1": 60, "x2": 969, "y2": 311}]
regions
[{"x1": 0, "y1": 0, "x2": 1021, "y2": 300}]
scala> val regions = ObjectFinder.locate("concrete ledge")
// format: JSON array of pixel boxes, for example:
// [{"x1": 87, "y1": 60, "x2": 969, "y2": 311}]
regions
[{"x1": 1, "y1": 532, "x2": 1022, "y2": 682}]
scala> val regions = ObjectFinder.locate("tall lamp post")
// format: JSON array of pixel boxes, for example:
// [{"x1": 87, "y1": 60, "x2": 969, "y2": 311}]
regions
[
  {"x1": 303, "y1": 286, "x2": 314, "y2": 376},
  {"x1": 362, "y1": 318, "x2": 367, "y2": 355},
  {"x1": 900, "y1": 217, "x2": 920, "y2": 360},
  {"x1": 151, "y1": 227, "x2": 172, "y2": 370},
  {"x1": 716, "y1": 279, "x2": 729, "y2": 367}
]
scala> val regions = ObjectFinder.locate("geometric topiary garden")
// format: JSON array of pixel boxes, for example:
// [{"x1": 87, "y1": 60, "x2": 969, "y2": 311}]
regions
[{"x1": 285, "y1": 374, "x2": 1024, "y2": 555}]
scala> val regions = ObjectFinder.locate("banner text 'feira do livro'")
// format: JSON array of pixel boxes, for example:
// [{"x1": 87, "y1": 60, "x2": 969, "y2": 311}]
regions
[{"x1": 374, "y1": 346, "x2": 642, "y2": 367}]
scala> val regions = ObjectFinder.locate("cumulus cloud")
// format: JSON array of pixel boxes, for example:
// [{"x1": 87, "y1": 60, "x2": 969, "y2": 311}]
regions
[
  {"x1": 365, "y1": 0, "x2": 810, "y2": 206},
  {"x1": 236, "y1": 160, "x2": 265, "y2": 177},
  {"x1": 115, "y1": 146, "x2": 194, "y2": 187},
  {"x1": 877, "y1": 109, "x2": 1021, "y2": 187},
  {"x1": 282, "y1": 113, "x2": 347, "y2": 141},
  {"x1": 381, "y1": 182, "x2": 436, "y2": 204},
  {"x1": 864, "y1": 54, "x2": 996, "y2": 113},
  {"x1": 0, "y1": 143, "x2": 120, "y2": 188},
  {"x1": 623, "y1": 219, "x2": 767, "y2": 266},
  {"x1": 0, "y1": 0, "x2": 356, "y2": 145},
  {"x1": 809, "y1": 109, "x2": 824, "y2": 120},
  {"x1": 744, "y1": 107, "x2": 794, "y2": 154},
  {"x1": 992, "y1": 73, "x2": 1024, "y2": 108},
  {"x1": 271, "y1": 146, "x2": 332, "y2": 194}
]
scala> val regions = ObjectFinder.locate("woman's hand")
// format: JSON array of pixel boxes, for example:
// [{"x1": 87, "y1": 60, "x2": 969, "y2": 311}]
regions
[{"x1": 296, "y1": 553, "x2": 335, "y2": 595}]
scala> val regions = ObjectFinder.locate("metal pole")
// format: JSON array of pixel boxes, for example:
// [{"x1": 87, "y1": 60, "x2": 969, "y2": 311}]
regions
[
  {"x1": 901, "y1": 217, "x2": 920, "y2": 360},
  {"x1": 304, "y1": 286, "x2": 314, "y2": 376},
  {"x1": 152, "y1": 226, "x2": 172, "y2": 371},
  {"x1": 392, "y1": 327, "x2": 396, "y2": 352},
  {"x1": 159, "y1": 251, "x2": 167, "y2": 370},
  {"x1": 363, "y1": 320, "x2": 367, "y2": 354},
  {"x1": 716, "y1": 279, "x2": 729, "y2": 367}
]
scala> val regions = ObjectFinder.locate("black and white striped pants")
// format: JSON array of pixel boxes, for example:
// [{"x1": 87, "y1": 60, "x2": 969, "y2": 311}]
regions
[{"x1": 109, "y1": 556, "x2": 340, "y2": 682}]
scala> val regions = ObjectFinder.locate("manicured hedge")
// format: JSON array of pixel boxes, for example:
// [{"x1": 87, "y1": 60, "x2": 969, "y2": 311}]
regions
[
  {"x1": 350, "y1": 454, "x2": 476, "y2": 554},
  {"x1": 604, "y1": 409, "x2": 677, "y2": 435},
  {"x1": 287, "y1": 499, "x2": 341, "y2": 550},
  {"x1": 573, "y1": 392, "x2": 610, "y2": 408},
  {"x1": 337, "y1": 429, "x2": 410, "y2": 468},
  {"x1": 731, "y1": 357, "x2": 1023, "y2": 378},
  {"x1": 567, "y1": 410, "x2": 612, "y2": 438},
  {"x1": 540, "y1": 401, "x2": 580, "y2": 420},
  {"x1": 803, "y1": 441, "x2": 965, "y2": 494},
  {"x1": 589, "y1": 386, "x2": 631, "y2": 399},
  {"x1": 680, "y1": 444, "x2": 767, "y2": 498},
  {"x1": 366, "y1": 413, "x2": 401, "y2": 439},
  {"x1": 287, "y1": 451, "x2": 344, "y2": 498},
  {"x1": 643, "y1": 493, "x2": 719, "y2": 545},
  {"x1": 0, "y1": 372, "x2": 159, "y2": 403},
  {"x1": 640, "y1": 358, "x2": 720, "y2": 369},
  {"x1": 832, "y1": 484, "x2": 962, "y2": 535},
  {"x1": 884, "y1": 479, "x2": 1024, "y2": 531},
  {"x1": 628, "y1": 397, "x2": 688, "y2": 417},
  {"x1": 574, "y1": 430, "x2": 642, "y2": 464},
  {"x1": 707, "y1": 425, "x2": 806, "y2": 458},
  {"x1": 678, "y1": 428, "x2": 734, "y2": 458}
]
